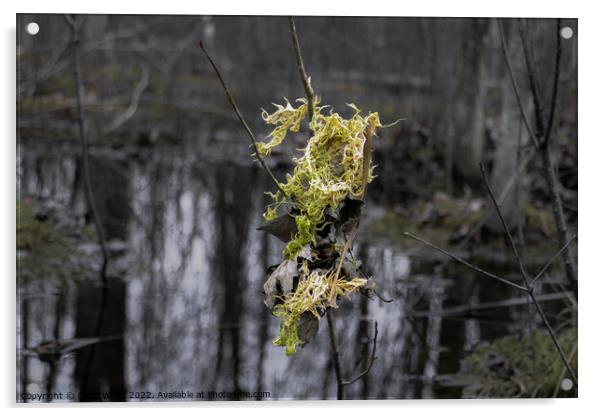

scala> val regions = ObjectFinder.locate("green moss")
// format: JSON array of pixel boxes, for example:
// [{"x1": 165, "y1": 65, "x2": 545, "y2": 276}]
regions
[
  {"x1": 17, "y1": 198, "x2": 76, "y2": 284},
  {"x1": 259, "y1": 98, "x2": 381, "y2": 259},
  {"x1": 461, "y1": 328, "x2": 577, "y2": 398},
  {"x1": 259, "y1": 98, "x2": 380, "y2": 354},
  {"x1": 521, "y1": 200, "x2": 556, "y2": 237}
]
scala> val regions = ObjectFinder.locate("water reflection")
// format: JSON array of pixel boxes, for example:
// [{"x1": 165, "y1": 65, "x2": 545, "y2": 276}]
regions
[{"x1": 17, "y1": 143, "x2": 545, "y2": 400}]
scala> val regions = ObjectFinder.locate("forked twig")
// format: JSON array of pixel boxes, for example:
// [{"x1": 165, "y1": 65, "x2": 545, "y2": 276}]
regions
[
  {"x1": 406, "y1": 166, "x2": 578, "y2": 388},
  {"x1": 403, "y1": 232, "x2": 528, "y2": 292},
  {"x1": 516, "y1": 18, "x2": 578, "y2": 299},
  {"x1": 531, "y1": 235, "x2": 576, "y2": 285},
  {"x1": 198, "y1": 40, "x2": 286, "y2": 196},
  {"x1": 480, "y1": 163, "x2": 530, "y2": 287},
  {"x1": 341, "y1": 322, "x2": 378, "y2": 387}
]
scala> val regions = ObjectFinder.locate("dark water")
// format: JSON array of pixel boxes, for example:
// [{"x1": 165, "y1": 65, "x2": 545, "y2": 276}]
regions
[{"x1": 16, "y1": 143, "x2": 565, "y2": 401}]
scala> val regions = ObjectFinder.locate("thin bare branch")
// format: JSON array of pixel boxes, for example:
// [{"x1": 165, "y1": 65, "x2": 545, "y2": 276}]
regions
[
  {"x1": 326, "y1": 311, "x2": 344, "y2": 400},
  {"x1": 403, "y1": 232, "x2": 528, "y2": 292},
  {"x1": 341, "y1": 322, "x2": 378, "y2": 387},
  {"x1": 497, "y1": 18, "x2": 539, "y2": 149},
  {"x1": 530, "y1": 293, "x2": 578, "y2": 386},
  {"x1": 65, "y1": 14, "x2": 109, "y2": 282},
  {"x1": 531, "y1": 235, "x2": 577, "y2": 286},
  {"x1": 543, "y1": 18, "x2": 562, "y2": 148},
  {"x1": 288, "y1": 17, "x2": 316, "y2": 122},
  {"x1": 516, "y1": 19, "x2": 578, "y2": 298},
  {"x1": 480, "y1": 163, "x2": 577, "y2": 386},
  {"x1": 198, "y1": 40, "x2": 286, "y2": 196},
  {"x1": 410, "y1": 291, "x2": 572, "y2": 318},
  {"x1": 102, "y1": 64, "x2": 150, "y2": 136},
  {"x1": 518, "y1": 19, "x2": 547, "y2": 137},
  {"x1": 480, "y1": 163, "x2": 531, "y2": 287}
]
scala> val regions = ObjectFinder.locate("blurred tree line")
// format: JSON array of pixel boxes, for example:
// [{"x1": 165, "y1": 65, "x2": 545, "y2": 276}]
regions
[{"x1": 17, "y1": 15, "x2": 577, "y2": 216}]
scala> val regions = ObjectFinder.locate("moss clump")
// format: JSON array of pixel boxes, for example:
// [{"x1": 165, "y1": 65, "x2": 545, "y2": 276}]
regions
[
  {"x1": 17, "y1": 198, "x2": 74, "y2": 284},
  {"x1": 259, "y1": 98, "x2": 381, "y2": 355},
  {"x1": 461, "y1": 328, "x2": 577, "y2": 398},
  {"x1": 260, "y1": 98, "x2": 381, "y2": 260},
  {"x1": 272, "y1": 262, "x2": 368, "y2": 355}
]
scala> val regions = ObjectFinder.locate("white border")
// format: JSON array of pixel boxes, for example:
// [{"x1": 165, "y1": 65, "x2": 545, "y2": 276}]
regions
[{"x1": 3, "y1": 1, "x2": 600, "y2": 415}]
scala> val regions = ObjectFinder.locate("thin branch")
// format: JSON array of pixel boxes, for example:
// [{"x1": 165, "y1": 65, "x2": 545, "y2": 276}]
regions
[
  {"x1": 65, "y1": 14, "x2": 109, "y2": 282},
  {"x1": 479, "y1": 163, "x2": 577, "y2": 387},
  {"x1": 480, "y1": 163, "x2": 531, "y2": 288},
  {"x1": 497, "y1": 18, "x2": 539, "y2": 149},
  {"x1": 455, "y1": 148, "x2": 534, "y2": 249},
  {"x1": 404, "y1": 232, "x2": 528, "y2": 292},
  {"x1": 102, "y1": 64, "x2": 150, "y2": 136},
  {"x1": 198, "y1": 40, "x2": 286, "y2": 196},
  {"x1": 341, "y1": 322, "x2": 378, "y2": 386},
  {"x1": 409, "y1": 291, "x2": 572, "y2": 318},
  {"x1": 406, "y1": 231, "x2": 577, "y2": 387},
  {"x1": 518, "y1": 19, "x2": 547, "y2": 137},
  {"x1": 531, "y1": 235, "x2": 576, "y2": 285},
  {"x1": 326, "y1": 311, "x2": 344, "y2": 400},
  {"x1": 530, "y1": 293, "x2": 578, "y2": 386},
  {"x1": 543, "y1": 18, "x2": 562, "y2": 148},
  {"x1": 288, "y1": 17, "x2": 315, "y2": 122},
  {"x1": 516, "y1": 19, "x2": 578, "y2": 299}
]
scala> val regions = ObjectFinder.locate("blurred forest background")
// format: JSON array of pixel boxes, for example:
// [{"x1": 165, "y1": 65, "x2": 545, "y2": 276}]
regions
[{"x1": 17, "y1": 15, "x2": 577, "y2": 401}]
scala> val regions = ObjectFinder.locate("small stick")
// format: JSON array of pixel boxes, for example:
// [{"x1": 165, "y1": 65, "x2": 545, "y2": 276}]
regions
[
  {"x1": 480, "y1": 163, "x2": 530, "y2": 287},
  {"x1": 404, "y1": 232, "x2": 528, "y2": 292},
  {"x1": 198, "y1": 40, "x2": 286, "y2": 196},
  {"x1": 65, "y1": 14, "x2": 109, "y2": 282},
  {"x1": 341, "y1": 322, "x2": 378, "y2": 386},
  {"x1": 531, "y1": 235, "x2": 576, "y2": 286},
  {"x1": 497, "y1": 19, "x2": 539, "y2": 149},
  {"x1": 326, "y1": 311, "x2": 344, "y2": 400},
  {"x1": 288, "y1": 17, "x2": 315, "y2": 123}
]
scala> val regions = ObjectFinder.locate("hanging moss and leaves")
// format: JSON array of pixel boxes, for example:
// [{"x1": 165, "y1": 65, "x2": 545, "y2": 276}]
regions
[{"x1": 257, "y1": 97, "x2": 382, "y2": 355}]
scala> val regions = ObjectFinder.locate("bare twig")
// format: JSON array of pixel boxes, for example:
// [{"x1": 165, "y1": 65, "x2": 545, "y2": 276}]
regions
[
  {"x1": 102, "y1": 64, "x2": 150, "y2": 136},
  {"x1": 341, "y1": 322, "x2": 378, "y2": 386},
  {"x1": 326, "y1": 311, "x2": 344, "y2": 400},
  {"x1": 288, "y1": 17, "x2": 316, "y2": 122},
  {"x1": 480, "y1": 163, "x2": 530, "y2": 287},
  {"x1": 518, "y1": 19, "x2": 546, "y2": 138},
  {"x1": 517, "y1": 19, "x2": 578, "y2": 299},
  {"x1": 65, "y1": 14, "x2": 109, "y2": 282},
  {"x1": 409, "y1": 291, "x2": 572, "y2": 318},
  {"x1": 198, "y1": 40, "x2": 286, "y2": 196},
  {"x1": 543, "y1": 19, "x2": 562, "y2": 147},
  {"x1": 531, "y1": 235, "x2": 577, "y2": 285},
  {"x1": 497, "y1": 19, "x2": 539, "y2": 149},
  {"x1": 404, "y1": 232, "x2": 528, "y2": 292},
  {"x1": 530, "y1": 294, "x2": 577, "y2": 386},
  {"x1": 406, "y1": 228, "x2": 577, "y2": 387},
  {"x1": 412, "y1": 162, "x2": 579, "y2": 387},
  {"x1": 480, "y1": 163, "x2": 577, "y2": 387}
]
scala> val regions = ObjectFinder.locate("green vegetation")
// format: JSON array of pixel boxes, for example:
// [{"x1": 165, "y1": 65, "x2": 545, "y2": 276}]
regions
[
  {"x1": 260, "y1": 98, "x2": 381, "y2": 259},
  {"x1": 259, "y1": 98, "x2": 381, "y2": 355},
  {"x1": 17, "y1": 197, "x2": 94, "y2": 284},
  {"x1": 461, "y1": 328, "x2": 577, "y2": 398}
]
